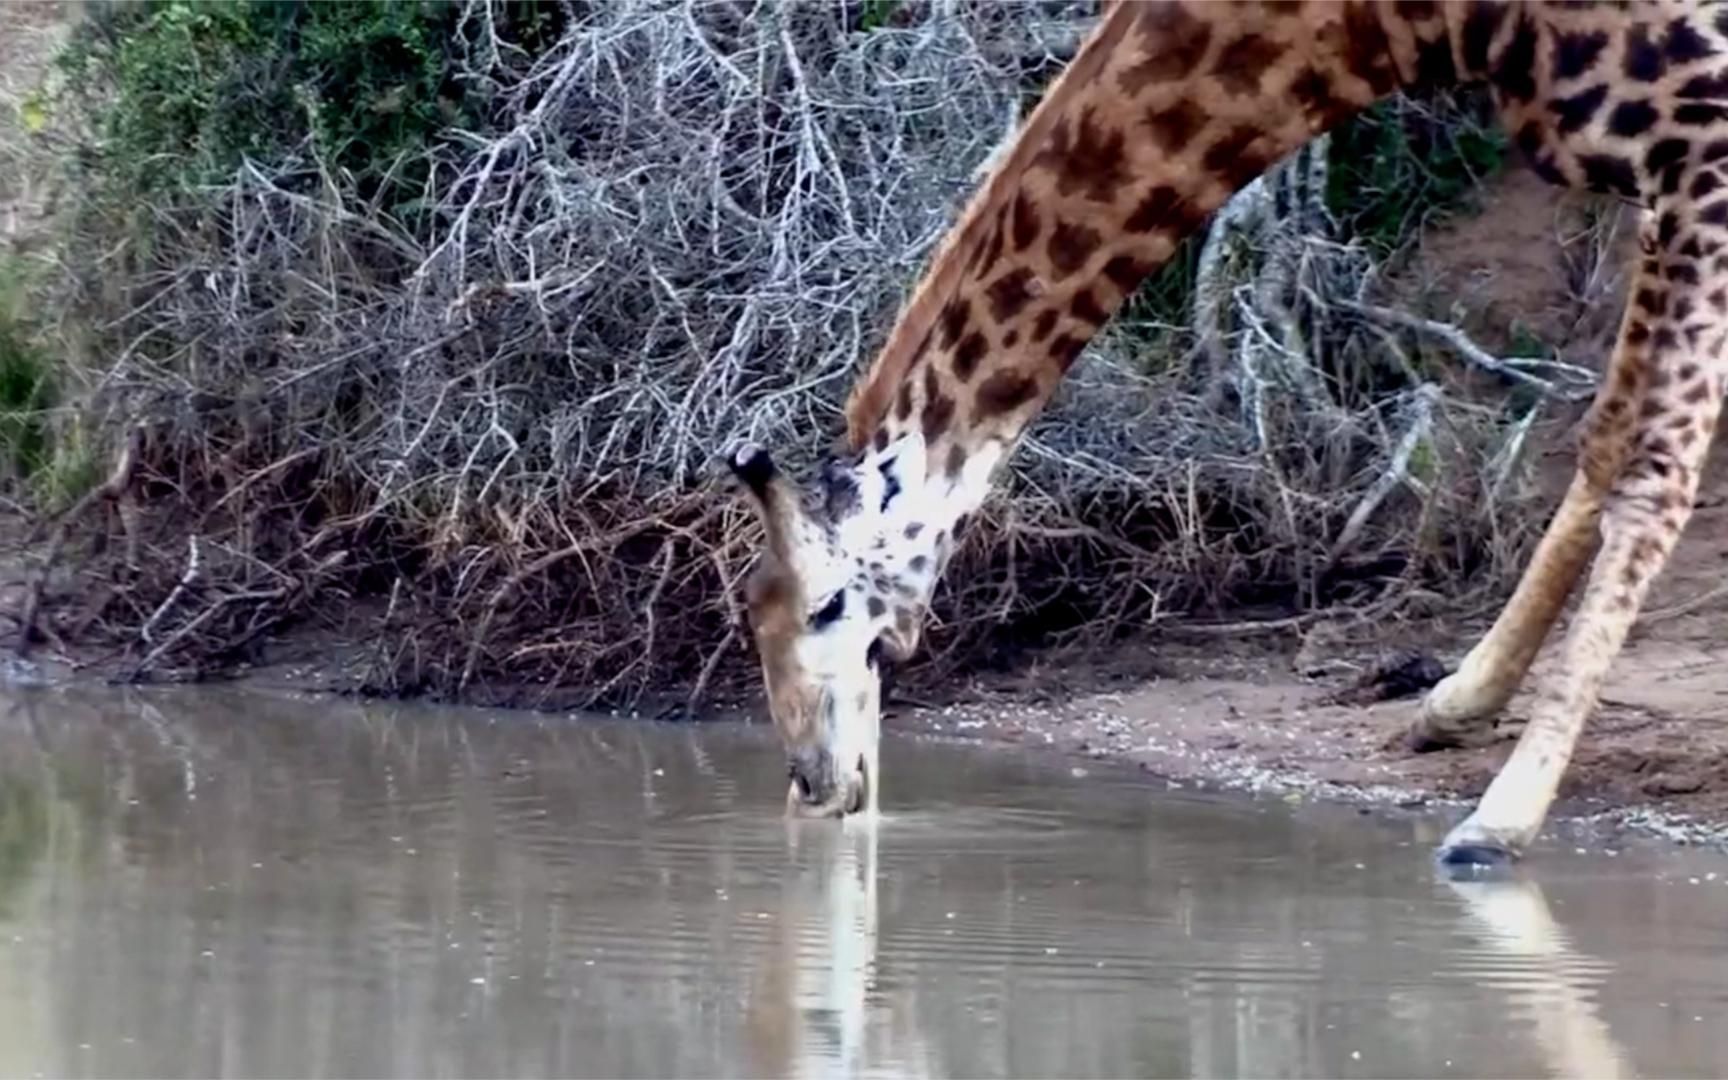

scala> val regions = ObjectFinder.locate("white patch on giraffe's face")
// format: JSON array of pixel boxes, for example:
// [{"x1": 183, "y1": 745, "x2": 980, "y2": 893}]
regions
[{"x1": 727, "y1": 431, "x2": 957, "y2": 816}]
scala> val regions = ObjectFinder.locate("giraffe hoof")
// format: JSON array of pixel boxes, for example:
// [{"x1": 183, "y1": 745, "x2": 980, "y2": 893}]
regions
[
  {"x1": 1404, "y1": 705, "x2": 1502, "y2": 754},
  {"x1": 1436, "y1": 842, "x2": 1518, "y2": 873},
  {"x1": 1435, "y1": 817, "x2": 1523, "y2": 876},
  {"x1": 1405, "y1": 724, "x2": 1465, "y2": 754}
]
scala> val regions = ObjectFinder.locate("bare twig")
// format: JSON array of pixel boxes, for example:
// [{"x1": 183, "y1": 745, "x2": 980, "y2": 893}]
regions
[
  {"x1": 1343, "y1": 300, "x2": 1599, "y2": 400},
  {"x1": 14, "y1": 431, "x2": 137, "y2": 658},
  {"x1": 1324, "y1": 384, "x2": 1440, "y2": 571},
  {"x1": 139, "y1": 535, "x2": 202, "y2": 647}
]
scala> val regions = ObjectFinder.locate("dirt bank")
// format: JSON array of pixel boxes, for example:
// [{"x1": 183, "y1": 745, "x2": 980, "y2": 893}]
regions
[{"x1": 888, "y1": 627, "x2": 1728, "y2": 851}]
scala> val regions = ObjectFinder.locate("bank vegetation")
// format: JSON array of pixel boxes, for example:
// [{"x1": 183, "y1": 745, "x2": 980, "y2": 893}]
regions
[{"x1": 0, "y1": 0, "x2": 1622, "y2": 711}]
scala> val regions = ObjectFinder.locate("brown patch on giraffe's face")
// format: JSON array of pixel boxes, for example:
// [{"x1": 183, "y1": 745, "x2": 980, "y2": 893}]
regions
[
  {"x1": 727, "y1": 435, "x2": 949, "y2": 817},
  {"x1": 1048, "y1": 333, "x2": 1088, "y2": 372},
  {"x1": 1125, "y1": 185, "x2": 1199, "y2": 234},
  {"x1": 1102, "y1": 255, "x2": 1154, "y2": 292},
  {"x1": 1034, "y1": 107, "x2": 1131, "y2": 203},
  {"x1": 922, "y1": 389, "x2": 957, "y2": 442},
  {"x1": 1047, "y1": 220, "x2": 1103, "y2": 277},
  {"x1": 1202, "y1": 124, "x2": 1275, "y2": 189},
  {"x1": 986, "y1": 267, "x2": 1041, "y2": 322},
  {"x1": 1070, "y1": 287, "x2": 1109, "y2": 327},
  {"x1": 938, "y1": 297, "x2": 970, "y2": 349},
  {"x1": 953, "y1": 331, "x2": 988, "y2": 382}
]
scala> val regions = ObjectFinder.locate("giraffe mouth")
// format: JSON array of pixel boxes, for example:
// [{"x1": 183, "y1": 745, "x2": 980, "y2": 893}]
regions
[{"x1": 789, "y1": 752, "x2": 868, "y2": 818}]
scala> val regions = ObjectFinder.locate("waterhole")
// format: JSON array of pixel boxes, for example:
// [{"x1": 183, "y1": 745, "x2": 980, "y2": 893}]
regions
[{"x1": 0, "y1": 685, "x2": 1724, "y2": 1078}]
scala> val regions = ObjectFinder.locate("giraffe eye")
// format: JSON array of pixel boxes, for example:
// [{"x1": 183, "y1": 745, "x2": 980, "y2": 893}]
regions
[{"x1": 809, "y1": 591, "x2": 845, "y2": 629}]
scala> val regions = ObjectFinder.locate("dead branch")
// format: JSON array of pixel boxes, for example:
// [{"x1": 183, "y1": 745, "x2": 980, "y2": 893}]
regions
[
  {"x1": 1324, "y1": 383, "x2": 1440, "y2": 571},
  {"x1": 139, "y1": 535, "x2": 202, "y2": 647},
  {"x1": 23, "y1": 0, "x2": 1560, "y2": 707},
  {"x1": 1343, "y1": 300, "x2": 1599, "y2": 400},
  {"x1": 14, "y1": 430, "x2": 137, "y2": 658}
]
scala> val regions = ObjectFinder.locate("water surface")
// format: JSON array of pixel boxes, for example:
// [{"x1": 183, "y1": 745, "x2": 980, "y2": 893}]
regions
[{"x1": 0, "y1": 685, "x2": 1725, "y2": 1078}]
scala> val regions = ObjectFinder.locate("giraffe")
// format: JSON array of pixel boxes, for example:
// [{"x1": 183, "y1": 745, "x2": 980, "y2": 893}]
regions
[{"x1": 726, "y1": 0, "x2": 1728, "y2": 866}]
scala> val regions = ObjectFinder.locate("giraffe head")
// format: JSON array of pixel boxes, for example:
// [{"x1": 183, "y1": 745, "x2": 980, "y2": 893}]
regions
[{"x1": 726, "y1": 431, "x2": 950, "y2": 816}]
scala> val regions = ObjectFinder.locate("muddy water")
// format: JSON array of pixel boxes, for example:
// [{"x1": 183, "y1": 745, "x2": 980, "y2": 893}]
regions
[{"x1": 1, "y1": 689, "x2": 1727, "y2": 1078}]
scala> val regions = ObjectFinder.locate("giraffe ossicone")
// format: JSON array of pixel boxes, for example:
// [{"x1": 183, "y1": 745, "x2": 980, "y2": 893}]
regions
[{"x1": 728, "y1": 0, "x2": 1728, "y2": 867}]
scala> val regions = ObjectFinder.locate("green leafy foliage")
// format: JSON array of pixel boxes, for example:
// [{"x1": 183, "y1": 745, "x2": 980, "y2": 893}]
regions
[
  {"x1": 53, "y1": 0, "x2": 502, "y2": 214},
  {"x1": 1325, "y1": 89, "x2": 1508, "y2": 256},
  {"x1": 858, "y1": 0, "x2": 902, "y2": 32},
  {"x1": 0, "y1": 331, "x2": 53, "y2": 482},
  {"x1": 0, "y1": 262, "x2": 54, "y2": 484}
]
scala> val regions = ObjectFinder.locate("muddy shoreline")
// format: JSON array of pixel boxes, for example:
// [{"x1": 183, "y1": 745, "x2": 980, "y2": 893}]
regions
[
  {"x1": 14, "y1": 614, "x2": 1726, "y2": 857},
  {"x1": 882, "y1": 636, "x2": 1728, "y2": 853}
]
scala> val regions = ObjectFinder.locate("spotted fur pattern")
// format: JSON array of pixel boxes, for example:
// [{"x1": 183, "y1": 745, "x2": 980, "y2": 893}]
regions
[{"x1": 733, "y1": 1, "x2": 1728, "y2": 863}]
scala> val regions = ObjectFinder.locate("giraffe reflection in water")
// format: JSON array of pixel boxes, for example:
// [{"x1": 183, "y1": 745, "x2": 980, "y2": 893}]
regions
[{"x1": 1445, "y1": 872, "x2": 1633, "y2": 1080}]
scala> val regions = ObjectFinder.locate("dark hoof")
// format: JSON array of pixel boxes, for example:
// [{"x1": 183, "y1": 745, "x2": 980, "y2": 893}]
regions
[
  {"x1": 1405, "y1": 725, "x2": 1465, "y2": 754},
  {"x1": 1436, "y1": 841, "x2": 1518, "y2": 877}
]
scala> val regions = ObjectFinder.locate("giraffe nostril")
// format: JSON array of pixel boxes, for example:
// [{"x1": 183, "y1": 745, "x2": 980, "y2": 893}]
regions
[{"x1": 787, "y1": 745, "x2": 833, "y2": 804}]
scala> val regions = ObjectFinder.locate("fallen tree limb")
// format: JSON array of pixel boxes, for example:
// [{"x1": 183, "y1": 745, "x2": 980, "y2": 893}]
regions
[{"x1": 1342, "y1": 299, "x2": 1599, "y2": 401}]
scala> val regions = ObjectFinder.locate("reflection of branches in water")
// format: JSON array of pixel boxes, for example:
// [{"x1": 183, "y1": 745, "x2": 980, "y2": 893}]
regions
[
  {"x1": 0, "y1": 695, "x2": 110, "y2": 920},
  {"x1": 8, "y1": 694, "x2": 1707, "y2": 1076}
]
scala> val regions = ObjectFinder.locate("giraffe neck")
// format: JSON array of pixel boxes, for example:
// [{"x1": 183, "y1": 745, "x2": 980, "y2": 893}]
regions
[{"x1": 845, "y1": 1, "x2": 1478, "y2": 509}]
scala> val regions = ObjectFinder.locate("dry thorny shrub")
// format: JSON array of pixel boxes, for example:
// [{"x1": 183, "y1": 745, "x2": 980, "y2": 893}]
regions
[{"x1": 20, "y1": 1, "x2": 1604, "y2": 711}]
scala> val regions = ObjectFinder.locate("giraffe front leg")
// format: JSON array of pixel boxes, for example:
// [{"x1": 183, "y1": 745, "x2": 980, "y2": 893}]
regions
[
  {"x1": 1438, "y1": 390, "x2": 1717, "y2": 867},
  {"x1": 1411, "y1": 216, "x2": 1658, "y2": 752},
  {"x1": 1411, "y1": 473, "x2": 1603, "y2": 750}
]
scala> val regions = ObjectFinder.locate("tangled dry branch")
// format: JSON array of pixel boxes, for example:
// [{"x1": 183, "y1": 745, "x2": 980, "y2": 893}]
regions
[{"x1": 17, "y1": 0, "x2": 1574, "y2": 708}]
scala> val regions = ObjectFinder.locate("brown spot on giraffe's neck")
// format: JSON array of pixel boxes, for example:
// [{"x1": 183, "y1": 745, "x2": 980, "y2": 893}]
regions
[{"x1": 842, "y1": 1, "x2": 1456, "y2": 470}]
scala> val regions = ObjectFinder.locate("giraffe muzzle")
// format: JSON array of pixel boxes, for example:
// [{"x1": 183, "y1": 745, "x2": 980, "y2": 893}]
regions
[{"x1": 787, "y1": 745, "x2": 867, "y2": 818}]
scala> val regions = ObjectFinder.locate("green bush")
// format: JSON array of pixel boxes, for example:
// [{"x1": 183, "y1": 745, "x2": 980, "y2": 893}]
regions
[
  {"x1": 53, "y1": 0, "x2": 508, "y2": 217},
  {"x1": 1326, "y1": 89, "x2": 1508, "y2": 256},
  {"x1": 0, "y1": 262, "x2": 54, "y2": 485}
]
